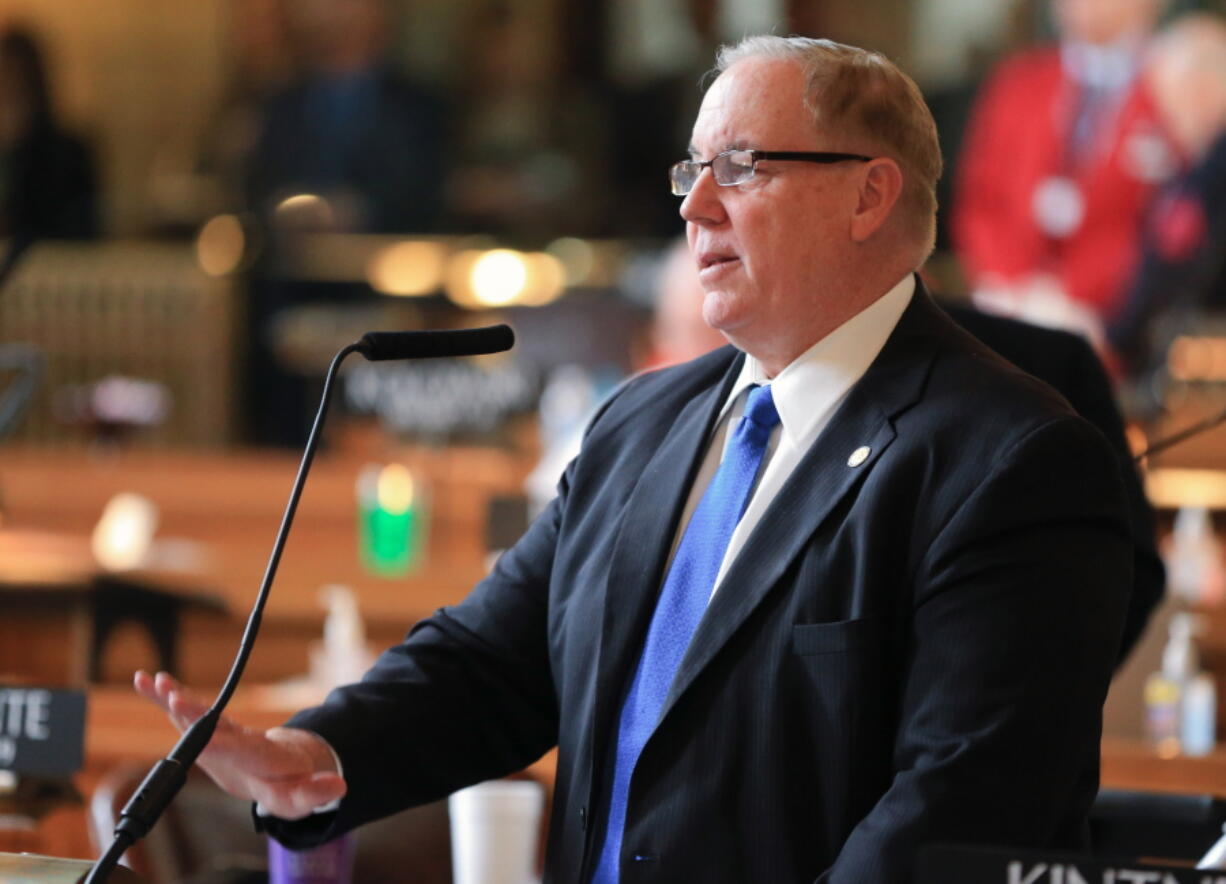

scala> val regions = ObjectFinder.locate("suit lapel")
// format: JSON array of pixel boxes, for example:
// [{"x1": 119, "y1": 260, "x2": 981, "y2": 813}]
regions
[
  {"x1": 590, "y1": 354, "x2": 743, "y2": 747},
  {"x1": 659, "y1": 288, "x2": 945, "y2": 720}
]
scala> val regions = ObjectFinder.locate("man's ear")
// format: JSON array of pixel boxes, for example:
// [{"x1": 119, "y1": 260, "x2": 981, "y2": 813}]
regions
[{"x1": 849, "y1": 158, "x2": 903, "y2": 243}]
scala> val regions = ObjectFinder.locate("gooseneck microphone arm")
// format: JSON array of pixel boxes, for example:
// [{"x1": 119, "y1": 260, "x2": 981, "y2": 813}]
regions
[
  {"x1": 86, "y1": 325, "x2": 513, "y2": 883},
  {"x1": 85, "y1": 341, "x2": 360, "y2": 883},
  {"x1": 1134, "y1": 403, "x2": 1226, "y2": 462}
]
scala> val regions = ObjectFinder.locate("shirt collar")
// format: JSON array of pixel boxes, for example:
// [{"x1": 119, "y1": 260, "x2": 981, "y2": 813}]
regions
[
  {"x1": 1061, "y1": 37, "x2": 1145, "y2": 90},
  {"x1": 719, "y1": 274, "x2": 916, "y2": 445}
]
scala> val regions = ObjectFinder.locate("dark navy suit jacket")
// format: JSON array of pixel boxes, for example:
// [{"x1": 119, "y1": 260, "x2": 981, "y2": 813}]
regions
[
  {"x1": 944, "y1": 304, "x2": 1162, "y2": 663},
  {"x1": 265, "y1": 287, "x2": 1132, "y2": 883}
]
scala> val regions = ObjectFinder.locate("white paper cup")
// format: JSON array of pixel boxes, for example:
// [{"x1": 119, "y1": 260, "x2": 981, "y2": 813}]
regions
[{"x1": 448, "y1": 779, "x2": 544, "y2": 884}]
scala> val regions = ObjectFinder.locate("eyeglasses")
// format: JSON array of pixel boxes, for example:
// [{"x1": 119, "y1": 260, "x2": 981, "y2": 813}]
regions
[{"x1": 669, "y1": 149, "x2": 872, "y2": 196}]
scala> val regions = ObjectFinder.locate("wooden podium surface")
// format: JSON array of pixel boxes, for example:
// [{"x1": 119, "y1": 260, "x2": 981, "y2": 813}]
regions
[
  {"x1": 1101, "y1": 736, "x2": 1226, "y2": 796},
  {"x1": 0, "y1": 852, "x2": 143, "y2": 883}
]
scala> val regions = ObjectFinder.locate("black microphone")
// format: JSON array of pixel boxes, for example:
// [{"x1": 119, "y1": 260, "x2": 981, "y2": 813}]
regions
[
  {"x1": 357, "y1": 324, "x2": 514, "y2": 362},
  {"x1": 1135, "y1": 403, "x2": 1226, "y2": 462},
  {"x1": 86, "y1": 325, "x2": 515, "y2": 883}
]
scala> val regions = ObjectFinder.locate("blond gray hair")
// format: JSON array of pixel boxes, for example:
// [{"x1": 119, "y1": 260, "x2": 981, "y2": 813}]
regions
[{"x1": 715, "y1": 36, "x2": 942, "y2": 260}]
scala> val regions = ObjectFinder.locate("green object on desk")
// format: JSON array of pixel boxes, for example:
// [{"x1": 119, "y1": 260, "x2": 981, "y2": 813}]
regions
[{"x1": 357, "y1": 463, "x2": 424, "y2": 577}]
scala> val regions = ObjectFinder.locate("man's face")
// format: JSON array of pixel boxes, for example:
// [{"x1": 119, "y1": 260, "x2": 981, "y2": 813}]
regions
[{"x1": 681, "y1": 57, "x2": 864, "y2": 373}]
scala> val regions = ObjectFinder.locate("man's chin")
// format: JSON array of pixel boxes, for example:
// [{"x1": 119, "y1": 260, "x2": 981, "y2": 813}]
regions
[
  {"x1": 703, "y1": 315, "x2": 754, "y2": 354},
  {"x1": 701, "y1": 292, "x2": 748, "y2": 332}
]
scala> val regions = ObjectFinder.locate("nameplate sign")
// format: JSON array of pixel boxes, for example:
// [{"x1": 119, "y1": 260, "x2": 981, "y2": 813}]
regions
[
  {"x1": 0, "y1": 685, "x2": 86, "y2": 776},
  {"x1": 919, "y1": 844, "x2": 1226, "y2": 884}
]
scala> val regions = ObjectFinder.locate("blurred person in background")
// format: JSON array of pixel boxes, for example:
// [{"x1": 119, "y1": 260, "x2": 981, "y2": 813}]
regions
[
  {"x1": 0, "y1": 25, "x2": 98, "y2": 275},
  {"x1": 146, "y1": 0, "x2": 297, "y2": 232},
  {"x1": 529, "y1": 238, "x2": 727, "y2": 512},
  {"x1": 594, "y1": 0, "x2": 714, "y2": 236},
  {"x1": 640, "y1": 237, "x2": 728, "y2": 369},
  {"x1": 241, "y1": 0, "x2": 449, "y2": 446},
  {"x1": 953, "y1": 0, "x2": 1178, "y2": 357},
  {"x1": 244, "y1": 0, "x2": 446, "y2": 233},
  {"x1": 447, "y1": 0, "x2": 606, "y2": 237},
  {"x1": 1108, "y1": 13, "x2": 1226, "y2": 380}
]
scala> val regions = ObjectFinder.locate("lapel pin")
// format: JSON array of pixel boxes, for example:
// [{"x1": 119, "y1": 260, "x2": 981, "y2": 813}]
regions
[{"x1": 847, "y1": 446, "x2": 871, "y2": 467}]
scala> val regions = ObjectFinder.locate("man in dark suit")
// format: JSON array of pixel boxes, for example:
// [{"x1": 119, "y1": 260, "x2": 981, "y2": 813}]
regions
[{"x1": 138, "y1": 37, "x2": 1132, "y2": 883}]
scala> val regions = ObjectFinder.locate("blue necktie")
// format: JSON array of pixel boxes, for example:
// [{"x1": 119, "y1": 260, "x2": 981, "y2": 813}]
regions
[{"x1": 592, "y1": 384, "x2": 781, "y2": 884}]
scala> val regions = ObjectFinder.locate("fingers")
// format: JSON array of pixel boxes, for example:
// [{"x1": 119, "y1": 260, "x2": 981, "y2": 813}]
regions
[
  {"x1": 167, "y1": 688, "x2": 212, "y2": 729},
  {"x1": 195, "y1": 725, "x2": 339, "y2": 804},
  {"x1": 251, "y1": 771, "x2": 348, "y2": 820},
  {"x1": 130, "y1": 672, "x2": 349, "y2": 817},
  {"x1": 133, "y1": 669, "x2": 164, "y2": 707},
  {"x1": 133, "y1": 671, "x2": 213, "y2": 733},
  {"x1": 202, "y1": 733, "x2": 348, "y2": 817},
  {"x1": 238, "y1": 729, "x2": 346, "y2": 817},
  {"x1": 133, "y1": 670, "x2": 191, "y2": 713}
]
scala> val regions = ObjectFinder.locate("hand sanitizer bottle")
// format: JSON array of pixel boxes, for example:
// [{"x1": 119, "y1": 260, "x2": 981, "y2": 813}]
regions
[
  {"x1": 1167, "y1": 507, "x2": 1225, "y2": 605},
  {"x1": 1145, "y1": 613, "x2": 1195, "y2": 757},
  {"x1": 1182, "y1": 669, "x2": 1217, "y2": 757},
  {"x1": 1145, "y1": 612, "x2": 1218, "y2": 757},
  {"x1": 1180, "y1": 611, "x2": 1217, "y2": 757}
]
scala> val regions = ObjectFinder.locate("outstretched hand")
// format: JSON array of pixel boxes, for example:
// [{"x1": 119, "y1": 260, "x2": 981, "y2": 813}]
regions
[{"x1": 133, "y1": 670, "x2": 347, "y2": 820}]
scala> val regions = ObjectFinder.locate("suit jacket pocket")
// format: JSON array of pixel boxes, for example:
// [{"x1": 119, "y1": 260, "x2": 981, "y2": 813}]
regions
[{"x1": 791, "y1": 617, "x2": 883, "y2": 656}]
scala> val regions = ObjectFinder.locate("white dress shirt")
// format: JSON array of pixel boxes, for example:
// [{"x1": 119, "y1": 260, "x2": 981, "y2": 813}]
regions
[{"x1": 669, "y1": 274, "x2": 915, "y2": 598}]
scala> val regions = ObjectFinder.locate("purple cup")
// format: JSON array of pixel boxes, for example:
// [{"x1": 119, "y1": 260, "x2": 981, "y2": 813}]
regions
[{"x1": 268, "y1": 833, "x2": 355, "y2": 884}]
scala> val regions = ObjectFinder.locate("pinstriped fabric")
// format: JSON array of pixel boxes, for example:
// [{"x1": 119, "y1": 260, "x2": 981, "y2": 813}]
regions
[{"x1": 591, "y1": 384, "x2": 780, "y2": 884}]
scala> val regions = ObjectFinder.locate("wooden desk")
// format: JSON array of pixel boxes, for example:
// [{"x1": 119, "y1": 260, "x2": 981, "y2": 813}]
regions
[
  {"x1": 0, "y1": 445, "x2": 531, "y2": 618},
  {"x1": 0, "y1": 530, "x2": 225, "y2": 685},
  {"x1": 0, "y1": 853, "x2": 143, "y2": 883},
  {"x1": 1102, "y1": 736, "x2": 1226, "y2": 797}
]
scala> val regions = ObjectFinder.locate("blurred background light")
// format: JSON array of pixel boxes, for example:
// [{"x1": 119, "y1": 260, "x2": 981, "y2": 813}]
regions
[
  {"x1": 195, "y1": 214, "x2": 247, "y2": 277},
  {"x1": 444, "y1": 248, "x2": 567, "y2": 309},
  {"x1": 546, "y1": 237, "x2": 596, "y2": 287},
  {"x1": 274, "y1": 193, "x2": 334, "y2": 229},
  {"x1": 366, "y1": 240, "x2": 447, "y2": 296},
  {"x1": 520, "y1": 252, "x2": 567, "y2": 306},
  {"x1": 444, "y1": 249, "x2": 484, "y2": 308},
  {"x1": 1169, "y1": 336, "x2": 1226, "y2": 382},
  {"x1": 91, "y1": 492, "x2": 158, "y2": 571},
  {"x1": 470, "y1": 249, "x2": 529, "y2": 307},
  {"x1": 376, "y1": 463, "x2": 415, "y2": 514}
]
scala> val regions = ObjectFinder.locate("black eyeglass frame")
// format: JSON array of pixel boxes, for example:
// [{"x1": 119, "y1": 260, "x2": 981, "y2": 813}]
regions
[{"x1": 669, "y1": 149, "x2": 873, "y2": 196}]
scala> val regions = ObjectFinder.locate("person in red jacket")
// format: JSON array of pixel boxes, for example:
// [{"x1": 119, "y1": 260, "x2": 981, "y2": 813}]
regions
[
  {"x1": 953, "y1": 0, "x2": 1180, "y2": 353},
  {"x1": 1109, "y1": 13, "x2": 1226, "y2": 378}
]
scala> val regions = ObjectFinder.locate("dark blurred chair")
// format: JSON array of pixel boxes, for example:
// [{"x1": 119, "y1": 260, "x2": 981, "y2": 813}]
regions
[
  {"x1": 1090, "y1": 788, "x2": 1226, "y2": 864},
  {"x1": 0, "y1": 342, "x2": 43, "y2": 440},
  {"x1": 89, "y1": 764, "x2": 452, "y2": 884}
]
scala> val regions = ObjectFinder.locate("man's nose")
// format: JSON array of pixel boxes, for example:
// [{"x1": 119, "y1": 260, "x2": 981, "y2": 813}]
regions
[{"x1": 679, "y1": 167, "x2": 728, "y2": 227}]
